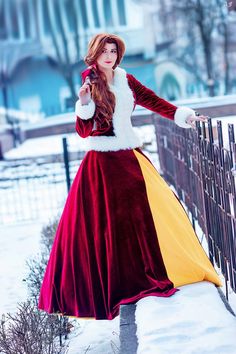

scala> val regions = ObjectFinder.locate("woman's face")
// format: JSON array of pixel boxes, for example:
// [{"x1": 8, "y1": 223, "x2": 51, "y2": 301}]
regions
[{"x1": 96, "y1": 42, "x2": 118, "y2": 71}]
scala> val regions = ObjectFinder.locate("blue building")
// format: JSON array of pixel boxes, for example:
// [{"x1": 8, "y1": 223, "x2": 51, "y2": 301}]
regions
[{"x1": 1, "y1": 0, "x2": 235, "y2": 125}]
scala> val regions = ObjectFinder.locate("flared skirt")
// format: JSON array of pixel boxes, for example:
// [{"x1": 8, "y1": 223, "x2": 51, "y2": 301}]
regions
[{"x1": 38, "y1": 148, "x2": 221, "y2": 320}]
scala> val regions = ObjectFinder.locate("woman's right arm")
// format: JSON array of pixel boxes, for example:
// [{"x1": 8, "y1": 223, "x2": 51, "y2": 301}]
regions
[{"x1": 75, "y1": 78, "x2": 96, "y2": 138}]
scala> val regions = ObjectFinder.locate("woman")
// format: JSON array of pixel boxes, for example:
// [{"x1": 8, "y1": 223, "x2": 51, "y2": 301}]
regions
[{"x1": 38, "y1": 33, "x2": 222, "y2": 320}]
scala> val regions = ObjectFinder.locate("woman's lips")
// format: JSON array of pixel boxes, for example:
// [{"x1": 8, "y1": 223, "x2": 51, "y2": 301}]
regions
[{"x1": 105, "y1": 61, "x2": 112, "y2": 63}]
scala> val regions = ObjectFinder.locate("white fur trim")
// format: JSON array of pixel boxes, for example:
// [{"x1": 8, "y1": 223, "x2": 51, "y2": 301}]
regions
[
  {"x1": 75, "y1": 99, "x2": 95, "y2": 120},
  {"x1": 174, "y1": 106, "x2": 195, "y2": 128},
  {"x1": 83, "y1": 67, "x2": 142, "y2": 152}
]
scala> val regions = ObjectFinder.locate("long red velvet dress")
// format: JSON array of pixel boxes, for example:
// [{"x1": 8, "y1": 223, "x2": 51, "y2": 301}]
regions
[{"x1": 38, "y1": 67, "x2": 221, "y2": 320}]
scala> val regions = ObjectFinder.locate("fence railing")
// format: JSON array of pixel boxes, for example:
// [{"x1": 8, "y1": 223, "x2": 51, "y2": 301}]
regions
[
  {"x1": 0, "y1": 153, "x2": 85, "y2": 225},
  {"x1": 153, "y1": 115, "x2": 236, "y2": 298}
]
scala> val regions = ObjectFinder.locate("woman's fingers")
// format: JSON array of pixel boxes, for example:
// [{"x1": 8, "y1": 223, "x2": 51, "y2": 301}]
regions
[
  {"x1": 193, "y1": 114, "x2": 209, "y2": 122},
  {"x1": 79, "y1": 83, "x2": 90, "y2": 96},
  {"x1": 186, "y1": 114, "x2": 209, "y2": 128},
  {"x1": 85, "y1": 76, "x2": 92, "y2": 85}
]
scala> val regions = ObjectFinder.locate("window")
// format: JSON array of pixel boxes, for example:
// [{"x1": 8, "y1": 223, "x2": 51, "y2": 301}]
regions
[
  {"x1": 0, "y1": 1, "x2": 7, "y2": 39},
  {"x1": 22, "y1": 0, "x2": 31, "y2": 38},
  {"x1": 9, "y1": 0, "x2": 19, "y2": 39},
  {"x1": 160, "y1": 73, "x2": 180, "y2": 101},
  {"x1": 92, "y1": 0, "x2": 100, "y2": 27},
  {"x1": 117, "y1": 0, "x2": 126, "y2": 26},
  {"x1": 64, "y1": 0, "x2": 77, "y2": 32},
  {"x1": 79, "y1": 0, "x2": 89, "y2": 29},
  {"x1": 54, "y1": 2, "x2": 64, "y2": 33},
  {"x1": 42, "y1": 0, "x2": 51, "y2": 35},
  {"x1": 103, "y1": 0, "x2": 113, "y2": 27}
]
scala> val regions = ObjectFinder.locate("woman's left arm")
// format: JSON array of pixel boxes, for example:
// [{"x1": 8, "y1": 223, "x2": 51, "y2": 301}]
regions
[{"x1": 127, "y1": 74, "x2": 207, "y2": 128}]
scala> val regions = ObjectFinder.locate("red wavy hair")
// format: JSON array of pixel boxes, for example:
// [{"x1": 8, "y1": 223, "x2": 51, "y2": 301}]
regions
[{"x1": 83, "y1": 33, "x2": 126, "y2": 128}]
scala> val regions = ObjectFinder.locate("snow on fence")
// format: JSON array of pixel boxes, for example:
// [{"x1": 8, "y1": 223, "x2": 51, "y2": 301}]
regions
[{"x1": 153, "y1": 116, "x2": 236, "y2": 300}]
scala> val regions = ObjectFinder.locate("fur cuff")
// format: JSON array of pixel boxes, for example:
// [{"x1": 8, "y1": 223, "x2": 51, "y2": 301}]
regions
[
  {"x1": 174, "y1": 106, "x2": 195, "y2": 128},
  {"x1": 75, "y1": 99, "x2": 95, "y2": 120}
]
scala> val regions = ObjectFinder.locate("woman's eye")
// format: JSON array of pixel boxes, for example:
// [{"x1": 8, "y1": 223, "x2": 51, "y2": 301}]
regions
[{"x1": 102, "y1": 49, "x2": 117, "y2": 53}]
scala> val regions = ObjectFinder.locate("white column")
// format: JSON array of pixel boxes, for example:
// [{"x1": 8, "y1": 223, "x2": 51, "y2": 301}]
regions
[
  {"x1": 74, "y1": 0, "x2": 86, "y2": 55},
  {"x1": 110, "y1": 0, "x2": 119, "y2": 29},
  {"x1": 96, "y1": 0, "x2": 106, "y2": 30},
  {"x1": 47, "y1": 0, "x2": 58, "y2": 34},
  {"x1": 86, "y1": 0, "x2": 96, "y2": 33},
  {"x1": 143, "y1": 10, "x2": 156, "y2": 59},
  {"x1": 47, "y1": 0, "x2": 61, "y2": 57},
  {"x1": 4, "y1": 0, "x2": 13, "y2": 39},
  {"x1": 28, "y1": 0, "x2": 37, "y2": 39},
  {"x1": 58, "y1": 0, "x2": 70, "y2": 36},
  {"x1": 36, "y1": 0, "x2": 44, "y2": 41},
  {"x1": 16, "y1": 0, "x2": 26, "y2": 40}
]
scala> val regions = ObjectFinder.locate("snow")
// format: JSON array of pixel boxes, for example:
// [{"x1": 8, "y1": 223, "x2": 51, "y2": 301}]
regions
[
  {"x1": 212, "y1": 116, "x2": 235, "y2": 148},
  {"x1": 135, "y1": 282, "x2": 236, "y2": 354},
  {"x1": 0, "y1": 107, "x2": 44, "y2": 123},
  {"x1": 67, "y1": 317, "x2": 120, "y2": 354},
  {"x1": 4, "y1": 132, "x2": 87, "y2": 159},
  {"x1": 0, "y1": 220, "x2": 120, "y2": 354},
  {"x1": 0, "y1": 221, "x2": 43, "y2": 314},
  {"x1": 0, "y1": 160, "x2": 68, "y2": 224}
]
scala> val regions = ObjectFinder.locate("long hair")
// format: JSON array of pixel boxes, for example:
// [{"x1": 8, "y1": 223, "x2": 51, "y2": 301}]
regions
[{"x1": 83, "y1": 33, "x2": 126, "y2": 128}]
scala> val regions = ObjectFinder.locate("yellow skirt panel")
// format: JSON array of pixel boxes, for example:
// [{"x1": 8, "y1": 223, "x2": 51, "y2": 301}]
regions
[{"x1": 134, "y1": 150, "x2": 222, "y2": 288}]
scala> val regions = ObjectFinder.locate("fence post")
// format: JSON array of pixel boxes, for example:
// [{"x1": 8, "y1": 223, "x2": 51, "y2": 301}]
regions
[{"x1": 62, "y1": 137, "x2": 71, "y2": 193}]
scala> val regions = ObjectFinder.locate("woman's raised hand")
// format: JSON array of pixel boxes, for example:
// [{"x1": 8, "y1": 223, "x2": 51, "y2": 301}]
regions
[{"x1": 78, "y1": 77, "x2": 92, "y2": 105}]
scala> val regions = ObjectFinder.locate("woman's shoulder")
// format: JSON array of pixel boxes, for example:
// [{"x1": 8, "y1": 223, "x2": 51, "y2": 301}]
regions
[
  {"x1": 115, "y1": 66, "x2": 135, "y2": 80},
  {"x1": 125, "y1": 71, "x2": 141, "y2": 89}
]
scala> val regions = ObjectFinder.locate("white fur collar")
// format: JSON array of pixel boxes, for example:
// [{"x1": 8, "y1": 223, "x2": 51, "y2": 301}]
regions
[
  {"x1": 84, "y1": 66, "x2": 142, "y2": 152},
  {"x1": 109, "y1": 66, "x2": 127, "y2": 88}
]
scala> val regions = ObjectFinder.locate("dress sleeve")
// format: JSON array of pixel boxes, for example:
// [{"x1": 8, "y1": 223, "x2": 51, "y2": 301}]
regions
[
  {"x1": 75, "y1": 99, "x2": 96, "y2": 138},
  {"x1": 127, "y1": 74, "x2": 195, "y2": 128}
]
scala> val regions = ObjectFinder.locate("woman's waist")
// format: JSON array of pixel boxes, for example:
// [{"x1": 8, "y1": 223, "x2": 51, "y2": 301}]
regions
[{"x1": 84, "y1": 132, "x2": 142, "y2": 152}]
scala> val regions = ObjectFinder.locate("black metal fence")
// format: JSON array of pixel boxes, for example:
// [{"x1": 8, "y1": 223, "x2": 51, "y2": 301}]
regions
[
  {"x1": 153, "y1": 116, "x2": 236, "y2": 298},
  {"x1": 0, "y1": 151, "x2": 85, "y2": 225}
]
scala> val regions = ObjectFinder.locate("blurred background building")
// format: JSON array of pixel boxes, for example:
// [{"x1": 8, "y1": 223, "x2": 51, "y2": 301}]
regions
[{"x1": 0, "y1": 0, "x2": 236, "y2": 130}]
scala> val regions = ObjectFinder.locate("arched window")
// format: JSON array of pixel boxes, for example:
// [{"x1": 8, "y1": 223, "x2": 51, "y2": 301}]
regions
[{"x1": 160, "y1": 73, "x2": 181, "y2": 101}]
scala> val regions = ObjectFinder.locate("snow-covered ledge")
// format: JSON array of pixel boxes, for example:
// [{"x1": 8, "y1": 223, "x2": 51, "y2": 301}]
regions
[{"x1": 135, "y1": 282, "x2": 236, "y2": 354}]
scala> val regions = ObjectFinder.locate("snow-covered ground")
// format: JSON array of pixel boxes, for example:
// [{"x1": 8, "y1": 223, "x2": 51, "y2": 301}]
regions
[
  {"x1": 135, "y1": 282, "x2": 236, "y2": 354},
  {"x1": 4, "y1": 132, "x2": 86, "y2": 159},
  {"x1": 0, "y1": 221, "x2": 43, "y2": 314},
  {"x1": 67, "y1": 317, "x2": 120, "y2": 354}
]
